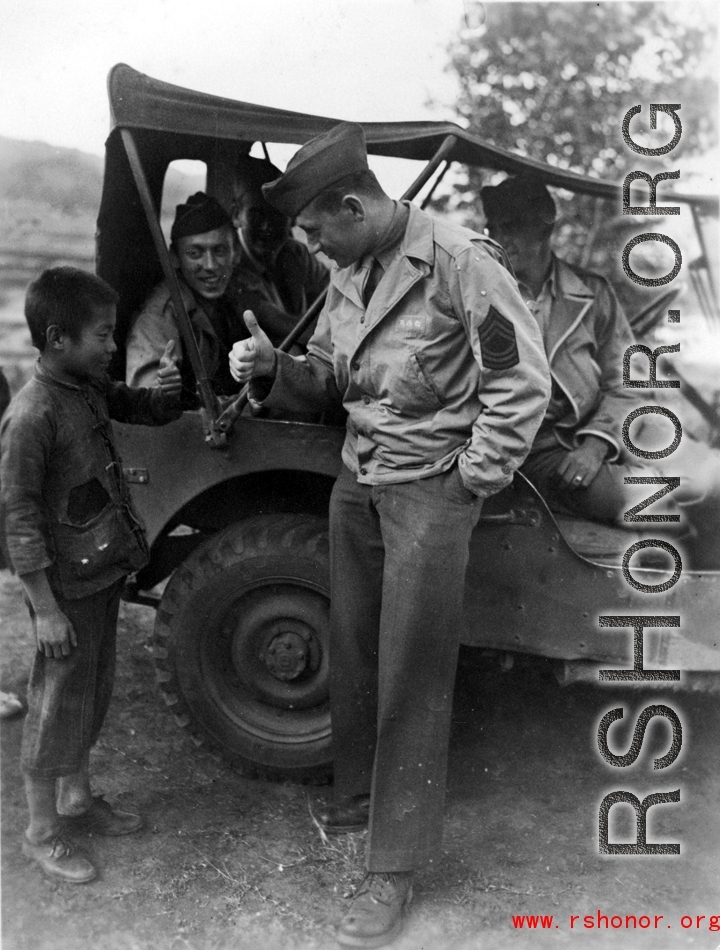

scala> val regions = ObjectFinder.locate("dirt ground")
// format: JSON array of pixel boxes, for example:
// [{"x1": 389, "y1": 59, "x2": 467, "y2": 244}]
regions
[{"x1": 2, "y1": 567, "x2": 719, "y2": 950}]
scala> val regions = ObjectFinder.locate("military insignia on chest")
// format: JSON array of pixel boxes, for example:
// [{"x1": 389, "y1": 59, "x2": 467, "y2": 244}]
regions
[
  {"x1": 478, "y1": 306, "x2": 519, "y2": 370},
  {"x1": 396, "y1": 315, "x2": 427, "y2": 338}
]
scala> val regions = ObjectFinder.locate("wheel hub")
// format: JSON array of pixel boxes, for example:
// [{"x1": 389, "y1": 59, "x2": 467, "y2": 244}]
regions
[
  {"x1": 262, "y1": 629, "x2": 310, "y2": 681},
  {"x1": 224, "y1": 586, "x2": 328, "y2": 708}
]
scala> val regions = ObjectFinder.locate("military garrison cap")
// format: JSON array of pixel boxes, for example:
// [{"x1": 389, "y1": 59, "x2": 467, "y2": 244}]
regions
[
  {"x1": 262, "y1": 122, "x2": 369, "y2": 218},
  {"x1": 480, "y1": 176, "x2": 556, "y2": 227},
  {"x1": 171, "y1": 192, "x2": 233, "y2": 243}
]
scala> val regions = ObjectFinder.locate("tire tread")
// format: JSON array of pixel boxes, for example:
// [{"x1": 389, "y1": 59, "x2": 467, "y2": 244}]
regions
[{"x1": 153, "y1": 513, "x2": 332, "y2": 784}]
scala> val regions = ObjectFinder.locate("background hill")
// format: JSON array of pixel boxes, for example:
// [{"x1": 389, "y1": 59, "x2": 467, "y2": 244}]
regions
[
  {"x1": 0, "y1": 135, "x2": 204, "y2": 288},
  {"x1": 0, "y1": 135, "x2": 203, "y2": 217},
  {"x1": 0, "y1": 135, "x2": 104, "y2": 215},
  {"x1": 0, "y1": 136, "x2": 203, "y2": 392}
]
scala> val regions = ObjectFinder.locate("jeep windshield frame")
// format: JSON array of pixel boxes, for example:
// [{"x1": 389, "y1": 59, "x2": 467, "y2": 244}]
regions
[{"x1": 98, "y1": 63, "x2": 719, "y2": 441}]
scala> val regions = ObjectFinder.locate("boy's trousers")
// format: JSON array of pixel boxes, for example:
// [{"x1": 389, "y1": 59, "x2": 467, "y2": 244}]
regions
[
  {"x1": 329, "y1": 463, "x2": 483, "y2": 873},
  {"x1": 21, "y1": 579, "x2": 124, "y2": 778}
]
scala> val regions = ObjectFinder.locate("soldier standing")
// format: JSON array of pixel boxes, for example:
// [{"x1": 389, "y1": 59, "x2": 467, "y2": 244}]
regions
[{"x1": 230, "y1": 123, "x2": 550, "y2": 947}]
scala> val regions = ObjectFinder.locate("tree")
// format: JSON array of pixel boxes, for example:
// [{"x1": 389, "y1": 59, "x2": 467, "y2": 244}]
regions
[{"x1": 440, "y1": 1, "x2": 717, "y2": 247}]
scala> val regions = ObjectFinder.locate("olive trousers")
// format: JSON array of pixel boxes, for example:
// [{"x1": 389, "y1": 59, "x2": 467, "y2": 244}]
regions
[{"x1": 329, "y1": 463, "x2": 483, "y2": 872}]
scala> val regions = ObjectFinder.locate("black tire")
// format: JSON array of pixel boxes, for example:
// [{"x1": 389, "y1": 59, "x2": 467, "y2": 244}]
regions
[{"x1": 153, "y1": 513, "x2": 333, "y2": 782}]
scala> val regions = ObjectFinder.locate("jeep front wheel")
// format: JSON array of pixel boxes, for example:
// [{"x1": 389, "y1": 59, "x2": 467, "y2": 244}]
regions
[{"x1": 152, "y1": 513, "x2": 332, "y2": 782}]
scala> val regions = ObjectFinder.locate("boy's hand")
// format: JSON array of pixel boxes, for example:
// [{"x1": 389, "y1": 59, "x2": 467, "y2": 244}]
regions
[
  {"x1": 20, "y1": 569, "x2": 77, "y2": 659},
  {"x1": 229, "y1": 311, "x2": 276, "y2": 383},
  {"x1": 35, "y1": 607, "x2": 77, "y2": 659},
  {"x1": 157, "y1": 340, "x2": 182, "y2": 397}
]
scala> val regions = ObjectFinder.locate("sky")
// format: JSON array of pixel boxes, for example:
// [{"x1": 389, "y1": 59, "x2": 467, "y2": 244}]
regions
[
  {"x1": 0, "y1": 0, "x2": 718, "y2": 351},
  {"x1": 3, "y1": 0, "x2": 718, "y2": 156},
  {"x1": 1, "y1": 0, "x2": 467, "y2": 158},
  {"x1": 2, "y1": 0, "x2": 717, "y2": 187}
]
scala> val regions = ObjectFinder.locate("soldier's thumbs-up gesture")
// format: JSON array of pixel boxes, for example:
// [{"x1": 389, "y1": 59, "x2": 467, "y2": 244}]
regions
[
  {"x1": 229, "y1": 310, "x2": 276, "y2": 384},
  {"x1": 157, "y1": 339, "x2": 182, "y2": 398}
]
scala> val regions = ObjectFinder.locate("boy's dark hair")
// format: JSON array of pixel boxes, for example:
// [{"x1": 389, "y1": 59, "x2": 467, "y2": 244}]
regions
[
  {"x1": 25, "y1": 267, "x2": 119, "y2": 351},
  {"x1": 312, "y1": 170, "x2": 385, "y2": 215}
]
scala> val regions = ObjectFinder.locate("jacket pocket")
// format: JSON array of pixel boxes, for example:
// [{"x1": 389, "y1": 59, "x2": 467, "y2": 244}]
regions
[
  {"x1": 55, "y1": 503, "x2": 148, "y2": 581},
  {"x1": 408, "y1": 351, "x2": 445, "y2": 410}
]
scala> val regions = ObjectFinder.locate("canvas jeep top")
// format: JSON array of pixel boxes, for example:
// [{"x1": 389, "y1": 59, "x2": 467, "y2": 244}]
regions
[{"x1": 97, "y1": 63, "x2": 720, "y2": 781}]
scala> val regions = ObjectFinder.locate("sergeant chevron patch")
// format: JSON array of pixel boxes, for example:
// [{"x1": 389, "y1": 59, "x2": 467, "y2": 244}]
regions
[{"x1": 478, "y1": 306, "x2": 519, "y2": 370}]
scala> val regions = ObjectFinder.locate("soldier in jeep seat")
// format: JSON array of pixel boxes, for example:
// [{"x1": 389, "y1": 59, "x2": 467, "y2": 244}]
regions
[
  {"x1": 481, "y1": 175, "x2": 646, "y2": 524},
  {"x1": 125, "y1": 193, "x2": 243, "y2": 408},
  {"x1": 228, "y1": 155, "x2": 329, "y2": 352}
]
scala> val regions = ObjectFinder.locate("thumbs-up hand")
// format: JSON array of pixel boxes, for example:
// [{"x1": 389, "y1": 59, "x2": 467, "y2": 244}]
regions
[
  {"x1": 157, "y1": 339, "x2": 182, "y2": 397},
  {"x1": 229, "y1": 310, "x2": 276, "y2": 383}
]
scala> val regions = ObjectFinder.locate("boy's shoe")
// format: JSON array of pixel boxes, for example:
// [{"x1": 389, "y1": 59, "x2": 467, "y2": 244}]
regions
[
  {"x1": 316, "y1": 794, "x2": 370, "y2": 834},
  {"x1": 337, "y1": 871, "x2": 413, "y2": 948},
  {"x1": 62, "y1": 795, "x2": 143, "y2": 836},
  {"x1": 22, "y1": 834, "x2": 96, "y2": 884}
]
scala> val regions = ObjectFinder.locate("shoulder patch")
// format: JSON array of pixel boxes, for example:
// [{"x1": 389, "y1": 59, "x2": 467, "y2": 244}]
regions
[{"x1": 478, "y1": 306, "x2": 519, "y2": 371}]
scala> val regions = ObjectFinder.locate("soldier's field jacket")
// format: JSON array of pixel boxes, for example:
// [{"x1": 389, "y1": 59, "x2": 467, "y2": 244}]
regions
[
  {"x1": 534, "y1": 257, "x2": 637, "y2": 460},
  {"x1": 126, "y1": 278, "x2": 239, "y2": 406},
  {"x1": 254, "y1": 203, "x2": 551, "y2": 499}
]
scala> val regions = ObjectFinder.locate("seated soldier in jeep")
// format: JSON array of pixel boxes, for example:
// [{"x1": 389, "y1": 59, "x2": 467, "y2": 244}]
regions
[
  {"x1": 125, "y1": 193, "x2": 242, "y2": 408},
  {"x1": 481, "y1": 176, "x2": 643, "y2": 524},
  {"x1": 228, "y1": 155, "x2": 329, "y2": 351}
]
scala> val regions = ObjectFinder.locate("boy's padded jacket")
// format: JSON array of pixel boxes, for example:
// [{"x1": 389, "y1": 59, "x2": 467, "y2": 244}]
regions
[{"x1": 0, "y1": 363, "x2": 181, "y2": 599}]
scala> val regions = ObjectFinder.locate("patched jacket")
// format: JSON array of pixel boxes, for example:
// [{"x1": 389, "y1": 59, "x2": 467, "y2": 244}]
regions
[
  {"x1": 0, "y1": 364, "x2": 181, "y2": 599},
  {"x1": 254, "y1": 203, "x2": 550, "y2": 499},
  {"x1": 535, "y1": 257, "x2": 637, "y2": 459}
]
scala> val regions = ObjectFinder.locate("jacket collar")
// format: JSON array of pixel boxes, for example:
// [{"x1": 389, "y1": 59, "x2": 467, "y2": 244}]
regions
[
  {"x1": 399, "y1": 201, "x2": 435, "y2": 267},
  {"x1": 545, "y1": 255, "x2": 596, "y2": 361},
  {"x1": 332, "y1": 201, "x2": 434, "y2": 307},
  {"x1": 173, "y1": 274, "x2": 233, "y2": 333},
  {"x1": 34, "y1": 358, "x2": 103, "y2": 393},
  {"x1": 553, "y1": 256, "x2": 594, "y2": 299},
  {"x1": 177, "y1": 274, "x2": 207, "y2": 314}
]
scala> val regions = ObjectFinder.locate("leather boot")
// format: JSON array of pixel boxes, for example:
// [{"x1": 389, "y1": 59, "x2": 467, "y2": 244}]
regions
[
  {"x1": 337, "y1": 871, "x2": 413, "y2": 947},
  {"x1": 61, "y1": 795, "x2": 142, "y2": 836},
  {"x1": 316, "y1": 793, "x2": 370, "y2": 834},
  {"x1": 22, "y1": 835, "x2": 96, "y2": 884}
]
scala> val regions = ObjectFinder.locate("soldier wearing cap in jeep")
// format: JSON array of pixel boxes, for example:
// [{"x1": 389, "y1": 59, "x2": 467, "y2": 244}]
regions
[
  {"x1": 229, "y1": 122, "x2": 550, "y2": 947},
  {"x1": 125, "y1": 192, "x2": 243, "y2": 408},
  {"x1": 228, "y1": 155, "x2": 329, "y2": 350},
  {"x1": 481, "y1": 175, "x2": 646, "y2": 523}
]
